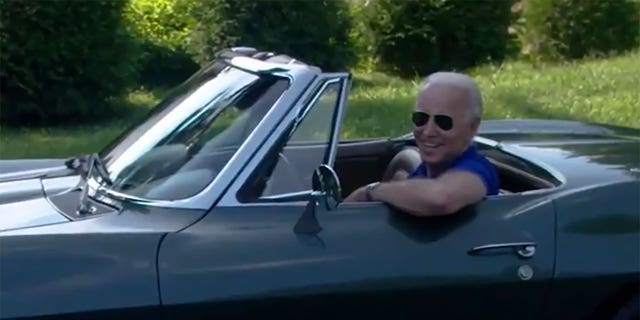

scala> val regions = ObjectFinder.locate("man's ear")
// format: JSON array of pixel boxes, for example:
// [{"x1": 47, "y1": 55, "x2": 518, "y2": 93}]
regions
[{"x1": 469, "y1": 117, "x2": 481, "y2": 133}]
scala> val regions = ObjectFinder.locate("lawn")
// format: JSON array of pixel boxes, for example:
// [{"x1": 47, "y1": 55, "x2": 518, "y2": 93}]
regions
[
  {"x1": 344, "y1": 50, "x2": 640, "y2": 138},
  {"x1": 1, "y1": 50, "x2": 639, "y2": 159}
]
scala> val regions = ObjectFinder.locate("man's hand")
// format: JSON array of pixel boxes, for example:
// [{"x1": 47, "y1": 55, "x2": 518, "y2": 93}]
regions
[{"x1": 343, "y1": 186, "x2": 368, "y2": 202}]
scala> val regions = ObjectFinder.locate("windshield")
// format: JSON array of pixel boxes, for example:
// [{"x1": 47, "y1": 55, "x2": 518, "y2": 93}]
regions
[{"x1": 98, "y1": 61, "x2": 290, "y2": 200}]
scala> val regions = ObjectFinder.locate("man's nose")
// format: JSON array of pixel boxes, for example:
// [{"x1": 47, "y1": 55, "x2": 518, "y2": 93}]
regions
[{"x1": 420, "y1": 118, "x2": 438, "y2": 137}]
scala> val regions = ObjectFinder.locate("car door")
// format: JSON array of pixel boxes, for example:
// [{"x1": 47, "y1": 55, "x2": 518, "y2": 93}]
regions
[
  {"x1": 158, "y1": 73, "x2": 556, "y2": 320},
  {"x1": 313, "y1": 195, "x2": 555, "y2": 320}
]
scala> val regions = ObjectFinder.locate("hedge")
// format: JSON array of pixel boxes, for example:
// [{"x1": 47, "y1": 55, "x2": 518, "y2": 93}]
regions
[
  {"x1": 187, "y1": 0, "x2": 356, "y2": 71},
  {"x1": 366, "y1": 0, "x2": 514, "y2": 77},
  {"x1": 123, "y1": 0, "x2": 199, "y2": 87},
  {"x1": 518, "y1": 0, "x2": 640, "y2": 60},
  {"x1": 0, "y1": 0, "x2": 138, "y2": 126}
]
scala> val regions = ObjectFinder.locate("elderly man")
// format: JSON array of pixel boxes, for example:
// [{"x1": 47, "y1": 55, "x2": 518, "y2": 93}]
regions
[{"x1": 344, "y1": 72, "x2": 499, "y2": 216}]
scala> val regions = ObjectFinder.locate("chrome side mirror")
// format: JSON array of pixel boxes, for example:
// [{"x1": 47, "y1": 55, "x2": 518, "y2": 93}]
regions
[
  {"x1": 311, "y1": 164, "x2": 341, "y2": 211},
  {"x1": 293, "y1": 164, "x2": 341, "y2": 235},
  {"x1": 259, "y1": 164, "x2": 342, "y2": 210}
]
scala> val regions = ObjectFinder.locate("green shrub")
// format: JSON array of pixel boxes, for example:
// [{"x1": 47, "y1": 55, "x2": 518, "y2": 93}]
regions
[
  {"x1": 0, "y1": 0, "x2": 138, "y2": 126},
  {"x1": 519, "y1": 0, "x2": 640, "y2": 60},
  {"x1": 367, "y1": 0, "x2": 514, "y2": 78},
  {"x1": 124, "y1": 0, "x2": 194, "y2": 51},
  {"x1": 348, "y1": 0, "x2": 379, "y2": 71},
  {"x1": 187, "y1": 0, "x2": 355, "y2": 71},
  {"x1": 123, "y1": 0, "x2": 199, "y2": 87}
]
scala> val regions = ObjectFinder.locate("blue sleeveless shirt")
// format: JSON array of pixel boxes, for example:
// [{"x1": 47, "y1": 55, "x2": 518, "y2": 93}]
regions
[{"x1": 408, "y1": 145, "x2": 500, "y2": 196}]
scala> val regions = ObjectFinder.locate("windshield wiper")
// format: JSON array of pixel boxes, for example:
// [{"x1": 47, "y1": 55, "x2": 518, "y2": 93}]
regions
[{"x1": 65, "y1": 153, "x2": 112, "y2": 214}]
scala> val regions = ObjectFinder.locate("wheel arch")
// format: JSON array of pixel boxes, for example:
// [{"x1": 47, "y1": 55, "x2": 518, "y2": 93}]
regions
[{"x1": 585, "y1": 281, "x2": 639, "y2": 320}]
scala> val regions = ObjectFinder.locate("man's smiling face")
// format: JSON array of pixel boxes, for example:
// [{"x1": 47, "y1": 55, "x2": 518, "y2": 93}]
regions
[{"x1": 412, "y1": 84, "x2": 479, "y2": 169}]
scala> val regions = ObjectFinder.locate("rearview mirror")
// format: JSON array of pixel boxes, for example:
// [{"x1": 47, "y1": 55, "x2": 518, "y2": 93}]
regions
[{"x1": 312, "y1": 164, "x2": 341, "y2": 211}]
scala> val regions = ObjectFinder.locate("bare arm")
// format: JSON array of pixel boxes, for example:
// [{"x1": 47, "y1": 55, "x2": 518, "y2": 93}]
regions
[{"x1": 364, "y1": 170, "x2": 487, "y2": 217}]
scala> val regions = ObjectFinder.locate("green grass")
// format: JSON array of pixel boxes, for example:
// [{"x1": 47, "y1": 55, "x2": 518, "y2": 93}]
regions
[
  {"x1": 344, "y1": 50, "x2": 640, "y2": 138},
  {"x1": 0, "y1": 90, "x2": 159, "y2": 159},
  {"x1": 2, "y1": 51, "x2": 639, "y2": 159}
]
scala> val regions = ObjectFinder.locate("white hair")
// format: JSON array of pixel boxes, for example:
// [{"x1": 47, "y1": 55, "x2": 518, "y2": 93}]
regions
[{"x1": 418, "y1": 72, "x2": 483, "y2": 121}]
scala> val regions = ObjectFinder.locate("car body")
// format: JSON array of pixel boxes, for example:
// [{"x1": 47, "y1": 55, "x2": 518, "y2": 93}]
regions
[{"x1": 1, "y1": 48, "x2": 638, "y2": 320}]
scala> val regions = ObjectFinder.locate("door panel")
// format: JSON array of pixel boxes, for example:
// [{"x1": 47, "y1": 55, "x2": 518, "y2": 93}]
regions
[{"x1": 159, "y1": 193, "x2": 555, "y2": 319}]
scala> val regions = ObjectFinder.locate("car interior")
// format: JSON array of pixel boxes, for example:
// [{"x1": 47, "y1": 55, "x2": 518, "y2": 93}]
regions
[
  {"x1": 332, "y1": 137, "x2": 560, "y2": 198},
  {"x1": 238, "y1": 135, "x2": 562, "y2": 202}
]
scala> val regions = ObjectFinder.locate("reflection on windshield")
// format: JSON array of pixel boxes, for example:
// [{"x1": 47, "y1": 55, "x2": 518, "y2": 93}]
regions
[{"x1": 99, "y1": 63, "x2": 289, "y2": 200}]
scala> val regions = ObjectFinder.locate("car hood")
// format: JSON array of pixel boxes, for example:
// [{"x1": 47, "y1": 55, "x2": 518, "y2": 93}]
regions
[{"x1": 0, "y1": 159, "x2": 75, "y2": 232}]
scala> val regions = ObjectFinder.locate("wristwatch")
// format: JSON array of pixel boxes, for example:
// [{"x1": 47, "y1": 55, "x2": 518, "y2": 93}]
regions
[{"x1": 365, "y1": 182, "x2": 380, "y2": 201}]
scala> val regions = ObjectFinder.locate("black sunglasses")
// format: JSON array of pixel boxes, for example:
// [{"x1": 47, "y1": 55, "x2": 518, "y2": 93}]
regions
[{"x1": 412, "y1": 111, "x2": 454, "y2": 131}]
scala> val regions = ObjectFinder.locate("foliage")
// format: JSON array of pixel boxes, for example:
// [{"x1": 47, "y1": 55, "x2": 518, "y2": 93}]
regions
[
  {"x1": 365, "y1": 0, "x2": 514, "y2": 78},
  {"x1": 517, "y1": 0, "x2": 640, "y2": 61},
  {"x1": 348, "y1": 0, "x2": 379, "y2": 72},
  {"x1": 4, "y1": 50, "x2": 639, "y2": 159},
  {"x1": 0, "y1": 0, "x2": 138, "y2": 126},
  {"x1": 187, "y1": 0, "x2": 355, "y2": 71},
  {"x1": 123, "y1": 0, "x2": 199, "y2": 87},
  {"x1": 345, "y1": 50, "x2": 640, "y2": 138},
  {"x1": 124, "y1": 0, "x2": 194, "y2": 51}
]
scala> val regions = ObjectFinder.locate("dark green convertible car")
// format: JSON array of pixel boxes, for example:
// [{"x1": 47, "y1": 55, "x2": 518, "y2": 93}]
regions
[{"x1": 1, "y1": 48, "x2": 638, "y2": 320}]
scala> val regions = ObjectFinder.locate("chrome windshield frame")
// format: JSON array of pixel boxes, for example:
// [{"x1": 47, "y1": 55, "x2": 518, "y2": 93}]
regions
[
  {"x1": 87, "y1": 59, "x2": 321, "y2": 210},
  {"x1": 217, "y1": 72, "x2": 351, "y2": 207}
]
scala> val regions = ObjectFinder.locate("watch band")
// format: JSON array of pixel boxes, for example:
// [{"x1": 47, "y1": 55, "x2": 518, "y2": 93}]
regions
[{"x1": 365, "y1": 182, "x2": 380, "y2": 201}]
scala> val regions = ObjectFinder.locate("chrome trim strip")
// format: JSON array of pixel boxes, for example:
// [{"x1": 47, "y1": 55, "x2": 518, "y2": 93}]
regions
[
  {"x1": 87, "y1": 65, "x2": 319, "y2": 210},
  {"x1": 296, "y1": 78, "x2": 340, "y2": 121},
  {"x1": 290, "y1": 78, "x2": 340, "y2": 137},
  {"x1": 260, "y1": 190, "x2": 319, "y2": 202},
  {"x1": 473, "y1": 136, "x2": 500, "y2": 148},
  {"x1": 0, "y1": 166, "x2": 66, "y2": 181},
  {"x1": 228, "y1": 56, "x2": 295, "y2": 73},
  {"x1": 326, "y1": 75, "x2": 350, "y2": 166}
]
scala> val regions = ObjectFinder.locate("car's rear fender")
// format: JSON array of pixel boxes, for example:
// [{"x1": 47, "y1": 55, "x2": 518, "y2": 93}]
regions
[{"x1": 545, "y1": 180, "x2": 640, "y2": 320}]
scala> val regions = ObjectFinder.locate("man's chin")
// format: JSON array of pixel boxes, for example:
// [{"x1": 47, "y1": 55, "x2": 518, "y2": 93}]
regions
[{"x1": 420, "y1": 152, "x2": 443, "y2": 165}]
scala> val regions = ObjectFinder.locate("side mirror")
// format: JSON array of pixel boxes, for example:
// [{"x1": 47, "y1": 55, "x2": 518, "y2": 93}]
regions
[
  {"x1": 260, "y1": 164, "x2": 342, "y2": 207},
  {"x1": 311, "y1": 164, "x2": 341, "y2": 211},
  {"x1": 292, "y1": 164, "x2": 341, "y2": 236}
]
